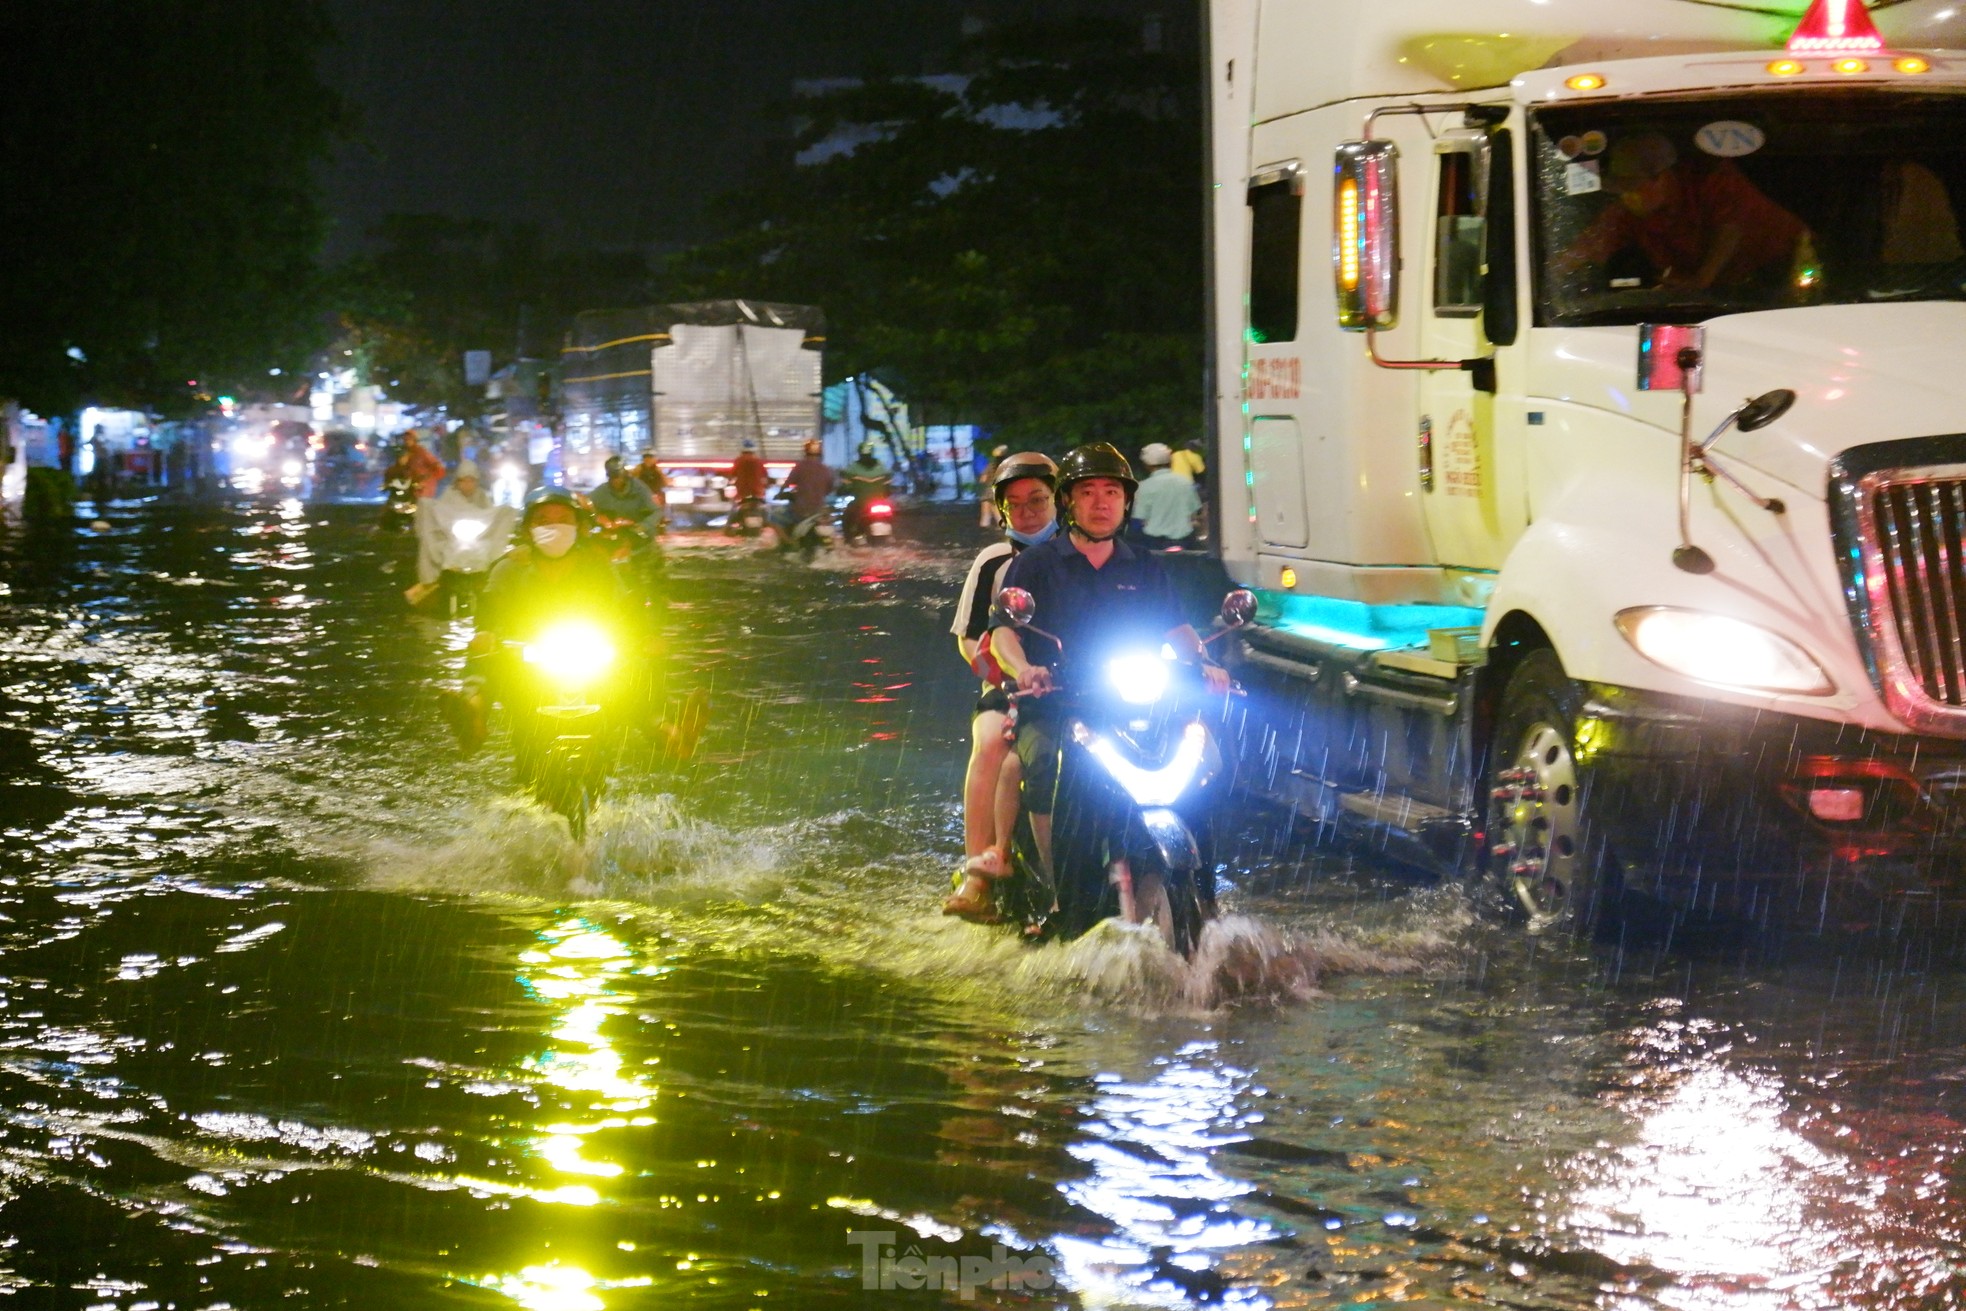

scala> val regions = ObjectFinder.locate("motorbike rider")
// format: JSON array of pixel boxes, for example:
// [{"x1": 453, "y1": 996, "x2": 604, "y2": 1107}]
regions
[
  {"x1": 945, "y1": 452, "x2": 1059, "y2": 921},
  {"x1": 990, "y1": 443, "x2": 1230, "y2": 891},
  {"x1": 398, "y1": 429, "x2": 447, "y2": 499},
  {"x1": 730, "y1": 438, "x2": 770, "y2": 504},
  {"x1": 773, "y1": 438, "x2": 837, "y2": 542},
  {"x1": 839, "y1": 441, "x2": 891, "y2": 540},
  {"x1": 632, "y1": 450, "x2": 668, "y2": 502},
  {"x1": 444, "y1": 488, "x2": 702, "y2": 761},
  {"x1": 589, "y1": 454, "x2": 664, "y2": 588},
  {"x1": 404, "y1": 459, "x2": 515, "y2": 607}
]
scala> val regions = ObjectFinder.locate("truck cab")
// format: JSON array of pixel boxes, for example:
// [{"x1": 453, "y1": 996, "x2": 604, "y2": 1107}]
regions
[{"x1": 1208, "y1": 0, "x2": 1966, "y2": 930}]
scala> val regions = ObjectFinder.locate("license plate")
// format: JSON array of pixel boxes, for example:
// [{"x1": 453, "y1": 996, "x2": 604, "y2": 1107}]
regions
[{"x1": 870, "y1": 521, "x2": 892, "y2": 537}]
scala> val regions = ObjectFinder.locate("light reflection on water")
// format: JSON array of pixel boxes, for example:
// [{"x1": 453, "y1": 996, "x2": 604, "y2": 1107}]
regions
[{"x1": 0, "y1": 502, "x2": 1964, "y2": 1307}]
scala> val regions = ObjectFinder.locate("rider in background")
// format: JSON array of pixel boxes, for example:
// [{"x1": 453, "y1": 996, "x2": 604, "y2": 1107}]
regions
[
  {"x1": 405, "y1": 458, "x2": 514, "y2": 607},
  {"x1": 632, "y1": 450, "x2": 668, "y2": 504},
  {"x1": 774, "y1": 439, "x2": 836, "y2": 539},
  {"x1": 589, "y1": 454, "x2": 664, "y2": 588},
  {"x1": 990, "y1": 443, "x2": 1229, "y2": 884},
  {"x1": 730, "y1": 438, "x2": 770, "y2": 504},
  {"x1": 944, "y1": 452, "x2": 1059, "y2": 921},
  {"x1": 1130, "y1": 442, "x2": 1201, "y2": 550},
  {"x1": 399, "y1": 429, "x2": 447, "y2": 499},
  {"x1": 840, "y1": 442, "x2": 891, "y2": 539}
]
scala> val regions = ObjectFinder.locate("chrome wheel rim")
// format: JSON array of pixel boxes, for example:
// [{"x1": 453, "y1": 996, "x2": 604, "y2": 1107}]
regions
[{"x1": 1490, "y1": 722, "x2": 1582, "y2": 933}]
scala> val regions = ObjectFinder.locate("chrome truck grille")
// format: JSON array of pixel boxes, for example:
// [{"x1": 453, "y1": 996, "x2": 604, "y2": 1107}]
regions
[{"x1": 1834, "y1": 444, "x2": 1966, "y2": 737}]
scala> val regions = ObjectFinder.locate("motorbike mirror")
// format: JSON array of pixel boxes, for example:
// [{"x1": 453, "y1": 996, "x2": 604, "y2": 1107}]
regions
[
  {"x1": 1219, "y1": 589, "x2": 1257, "y2": 629},
  {"x1": 990, "y1": 587, "x2": 1036, "y2": 630},
  {"x1": 1735, "y1": 388, "x2": 1796, "y2": 432}
]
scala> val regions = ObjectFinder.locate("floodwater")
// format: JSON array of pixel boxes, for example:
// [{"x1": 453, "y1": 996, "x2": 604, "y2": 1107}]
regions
[{"x1": 2, "y1": 496, "x2": 1966, "y2": 1310}]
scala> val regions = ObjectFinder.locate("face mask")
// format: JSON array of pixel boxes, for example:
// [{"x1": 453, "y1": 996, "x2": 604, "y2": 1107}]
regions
[
  {"x1": 530, "y1": 524, "x2": 577, "y2": 558},
  {"x1": 1006, "y1": 519, "x2": 1058, "y2": 548}
]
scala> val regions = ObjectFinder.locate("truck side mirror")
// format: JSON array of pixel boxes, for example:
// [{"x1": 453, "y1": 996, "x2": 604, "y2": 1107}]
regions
[{"x1": 1333, "y1": 140, "x2": 1400, "y2": 331}]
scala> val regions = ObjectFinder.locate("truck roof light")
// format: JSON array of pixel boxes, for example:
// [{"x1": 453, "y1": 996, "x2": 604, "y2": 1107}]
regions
[
  {"x1": 1786, "y1": 0, "x2": 1884, "y2": 53},
  {"x1": 1767, "y1": 58, "x2": 1806, "y2": 76},
  {"x1": 1895, "y1": 55, "x2": 1931, "y2": 74},
  {"x1": 1563, "y1": 72, "x2": 1606, "y2": 91}
]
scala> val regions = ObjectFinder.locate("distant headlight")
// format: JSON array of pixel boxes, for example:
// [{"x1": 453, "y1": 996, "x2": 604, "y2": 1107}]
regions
[
  {"x1": 1615, "y1": 607, "x2": 1833, "y2": 695},
  {"x1": 1106, "y1": 652, "x2": 1169, "y2": 705},
  {"x1": 523, "y1": 621, "x2": 616, "y2": 687},
  {"x1": 451, "y1": 519, "x2": 488, "y2": 545},
  {"x1": 281, "y1": 459, "x2": 302, "y2": 476}
]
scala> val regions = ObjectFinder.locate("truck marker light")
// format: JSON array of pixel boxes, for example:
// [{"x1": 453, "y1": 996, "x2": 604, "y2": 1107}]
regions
[
  {"x1": 1563, "y1": 72, "x2": 1606, "y2": 91},
  {"x1": 1832, "y1": 56, "x2": 1871, "y2": 73},
  {"x1": 1279, "y1": 567, "x2": 1297, "y2": 589},
  {"x1": 1895, "y1": 55, "x2": 1932, "y2": 74},
  {"x1": 1337, "y1": 179, "x2": 1361, "y2": 291},
  {"x1": 1766, "y1": 59, "x2": 1806, "y2": 76},
  {"x1": 1786, "y1": 0, "x2": 1885, "y2": 52}
]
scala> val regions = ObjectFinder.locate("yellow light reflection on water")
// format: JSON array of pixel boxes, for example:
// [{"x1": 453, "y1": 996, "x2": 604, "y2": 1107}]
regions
[{"x1": 473, "y1": 919, "x2": 667, "y2": 1307}]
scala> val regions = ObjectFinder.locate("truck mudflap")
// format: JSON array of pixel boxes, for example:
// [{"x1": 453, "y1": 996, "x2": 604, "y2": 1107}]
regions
[{"x1": 1227, "y1": 623, "x2": 1966, "y2": 913}]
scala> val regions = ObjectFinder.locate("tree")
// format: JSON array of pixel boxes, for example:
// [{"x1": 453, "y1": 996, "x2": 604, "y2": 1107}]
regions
[
  {"x1": 0, "y1": 1, "x2": 343, "y2": 417},
  {"x1": 329, "y1": 215, "x2": 652, "y2": 416},
  {"x1": 664, "y1": 17, "x2": 1205, "y2": 450}
]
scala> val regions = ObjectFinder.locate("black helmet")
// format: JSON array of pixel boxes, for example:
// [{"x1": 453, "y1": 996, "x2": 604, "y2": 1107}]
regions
[
  {"x1": 604, "y1": 454, "x2": 626, "y2": 479},
  {"x1": 1055, "y1": 443, "x2": 1136, "y2": 540},
  {"x1": 1055, "y1": 442, "x2": 1137, "y2": 499},
  {"x1": 857, "y1": 441, "x2": 877, "y2": 461},
  {"x1": 991, "y1": 451, "x2": 1058, "y2": 506},
  {"x1": 522, "y1": 485, "x2": 587, "y2": 528}
]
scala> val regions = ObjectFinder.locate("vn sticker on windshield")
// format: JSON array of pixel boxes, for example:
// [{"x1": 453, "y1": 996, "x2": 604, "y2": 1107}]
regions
[{"x1": 1695, "y1": 121, "x2": 1766, "y2": 157}]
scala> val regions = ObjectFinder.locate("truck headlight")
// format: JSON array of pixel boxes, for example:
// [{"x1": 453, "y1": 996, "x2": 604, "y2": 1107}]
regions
[
  {"x1": 1615, "y1": 607, "x2": 1833, "y2": 695},
  {"x1": 523, "y1": 622, "x2": 616, "y2": 687},
  {"x1": 1106, "y1": 652, "x2": 1169, "y2": 705}
]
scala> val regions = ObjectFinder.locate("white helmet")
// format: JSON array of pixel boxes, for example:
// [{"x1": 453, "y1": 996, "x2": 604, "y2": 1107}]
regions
[{"x1": 1139, "y1": 442, "x2": 1173, "y2": 468}]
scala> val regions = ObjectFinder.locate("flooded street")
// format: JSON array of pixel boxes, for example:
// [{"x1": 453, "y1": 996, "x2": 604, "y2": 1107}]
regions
[{"x1": 5, "y1": 498, "x2": 1966, "y2": 1309}]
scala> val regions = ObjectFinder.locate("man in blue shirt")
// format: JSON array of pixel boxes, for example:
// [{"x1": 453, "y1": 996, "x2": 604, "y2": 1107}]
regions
[{"x1": 990, "y1": 443, "x2": 1228, "y2": 883}]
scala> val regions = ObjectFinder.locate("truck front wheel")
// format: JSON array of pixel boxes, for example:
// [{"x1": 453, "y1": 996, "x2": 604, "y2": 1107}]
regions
[{"x1": 1484, "y1": 649, "x2": 1622, "y2": 936}]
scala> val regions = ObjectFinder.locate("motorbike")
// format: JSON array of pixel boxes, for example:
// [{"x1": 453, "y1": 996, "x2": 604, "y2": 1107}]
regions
[
  {"x1": 381, "y1": 475, "x2": 418, "y2": 533},
  {"x1": 428, "y1": 508, "x2": 514, "y2": 614},
  {"x1": 775, "y1": 499, "x2": 836, "y2": 562},
  {"x1": 726, "y1": 495, "x2": 770, "y2": 538},
  {"x1": 841, "y1": 494, "x2": 895, "y2": 546},
  {"x1": 593, "y1": 512, "x2": 665, "y2": 605},
  {"x1": 504, "y1": 620, "x2": 620, "y2": 841},
  {"x1": 987, "y1": 587, "x2": 1255, "y2": 958}
]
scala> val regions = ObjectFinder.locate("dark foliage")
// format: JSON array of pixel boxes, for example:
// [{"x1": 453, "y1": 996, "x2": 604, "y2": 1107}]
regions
[
  {"x1": 664, "y1": 17, "x2": 1205, "y2": 449},
  {"x1": 330, "y1": 216, "x2": 652, "y2": 416},
  {"x1": 0, "y1": 1, "x2": 344, "y2": 417}
]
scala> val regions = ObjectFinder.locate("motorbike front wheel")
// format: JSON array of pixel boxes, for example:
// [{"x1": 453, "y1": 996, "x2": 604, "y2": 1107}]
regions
[{"x1": 1125, "y1": 854, "x2": 1209, "y2": 959}]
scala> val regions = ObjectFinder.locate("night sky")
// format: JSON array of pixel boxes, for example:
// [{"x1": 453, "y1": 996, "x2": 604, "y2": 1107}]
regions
[{"x1": 318, "y1": 0, "x2": 1171, "y2": 260}]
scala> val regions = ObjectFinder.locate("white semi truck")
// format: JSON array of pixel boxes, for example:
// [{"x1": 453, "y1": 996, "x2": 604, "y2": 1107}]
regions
[{"x1": 1206, "y1": 0, "x2": 1966, "y2": 930}]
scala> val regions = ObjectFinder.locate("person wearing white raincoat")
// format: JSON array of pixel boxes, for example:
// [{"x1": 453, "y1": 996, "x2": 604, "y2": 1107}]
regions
[{"x1": 405, "y1": 459, "x2": 517, "y2": 607}]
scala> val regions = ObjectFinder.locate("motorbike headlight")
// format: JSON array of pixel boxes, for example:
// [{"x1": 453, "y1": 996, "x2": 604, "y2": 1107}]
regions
[
  {"x1": 1106, "y1": 652, "x2": 1170, "y2": 705},
  {"x1": 1073, "y1": 720, "x2": 1210, "y2": 807},
  {"x1": 1615, "y1": 606, "x2": 1833, "y2": 695},
  {"x1": 281, "y1": 459, "x2": 303, "y2": 476},
  {"x1": 451, "y1": 519, "x2": 488, "y2": 546},
  {"x1": 524, "y1": 622, "x2": 616, "y2": 686}
]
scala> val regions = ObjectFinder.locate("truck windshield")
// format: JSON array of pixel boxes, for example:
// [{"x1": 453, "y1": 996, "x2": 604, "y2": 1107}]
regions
[{"x1": 1531, "y1": 92, "x2": 1966, "y2": 327}]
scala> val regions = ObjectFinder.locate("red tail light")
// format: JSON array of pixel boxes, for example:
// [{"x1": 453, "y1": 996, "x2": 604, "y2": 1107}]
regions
[{"x1": 868, "y1": 501, "x2": 894, "y2": 517}]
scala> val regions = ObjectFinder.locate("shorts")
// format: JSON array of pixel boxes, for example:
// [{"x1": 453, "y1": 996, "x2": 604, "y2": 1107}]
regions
[
  {"x1": 1013, "y1": 712, "x2": 1063, "y2": 815},
  {"x1": 973, "y1": 686, "x2": 1011, "y2": 716}
]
